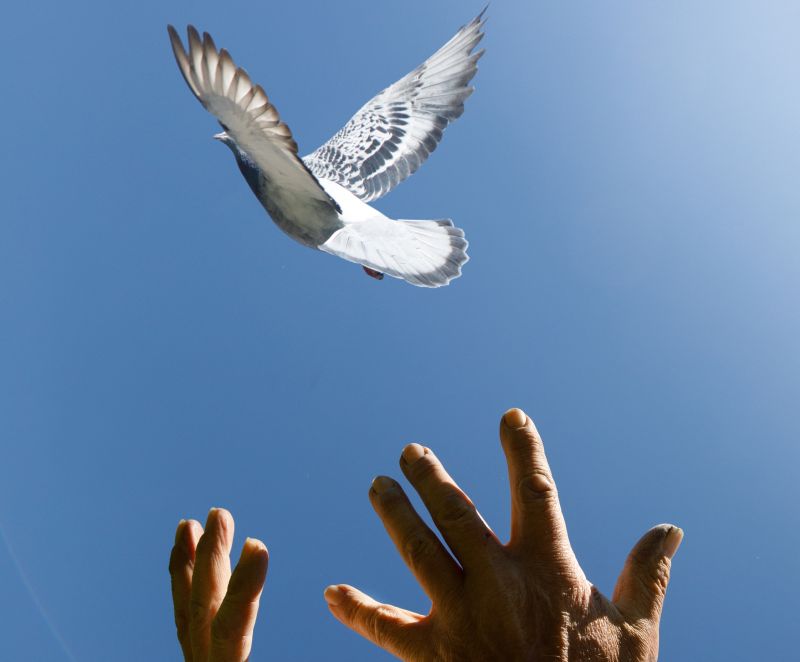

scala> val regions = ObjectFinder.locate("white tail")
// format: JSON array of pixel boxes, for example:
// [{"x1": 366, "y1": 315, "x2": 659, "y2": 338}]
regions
[{"x1": 320, "y1": 217, "x2": 469, "y2": 287}]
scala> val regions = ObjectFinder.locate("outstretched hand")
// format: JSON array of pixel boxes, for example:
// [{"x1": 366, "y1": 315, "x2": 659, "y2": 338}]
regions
[
  {"x1": 324, "y1": 408, "x2": 682, "y2": 661},
  {"x1": 169, "y1": 508, "x2": 268, "y2": 662}
]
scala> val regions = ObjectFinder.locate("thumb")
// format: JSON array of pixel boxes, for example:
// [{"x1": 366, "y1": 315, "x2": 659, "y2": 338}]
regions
[
  {"x1": 612, "y1": 523, "x2": 683, "y2": 620},
  {"x1": 323, "y1": 584, "x2": 425, "y2": 657}
]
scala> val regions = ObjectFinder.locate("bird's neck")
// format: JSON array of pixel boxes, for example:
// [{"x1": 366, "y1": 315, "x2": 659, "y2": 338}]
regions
[{"x1": 232, "y1": 148, "x2": 263, "y2": 196}]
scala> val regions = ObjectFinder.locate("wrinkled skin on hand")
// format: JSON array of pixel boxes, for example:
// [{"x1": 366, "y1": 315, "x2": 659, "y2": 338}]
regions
[
  {"x1": 169, "y1": 509, "x2": 268, "y2": 662},
  {"x1": 324, "y1": 409, "x2": 682, "y2": 662}
]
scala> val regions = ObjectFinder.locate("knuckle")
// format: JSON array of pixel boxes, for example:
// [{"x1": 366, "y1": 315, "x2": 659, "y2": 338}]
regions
[
  {"x1": 194, "y1": 536, "x2": 228, "y2": 567},
  {"x1": 189, "y1": 597, "x2": 212, "y2": 629},
  {"x1": 631, "y1": 556, "x2": 671, "y2": 603},
  {"x1": 437, "y1": 493, "x2": 476, "y2": 528},
  {"x1": 368, "y1": 605, "x2": 396, "y2": 647},
  {"x1": 630, "y1": 543, "x2": 671, "y2": 581},
  {"x1": 338, "y1": 587, "x2": 360, "y2": 618},
  {"x1": 348, "y1": 597, "x2": 395, "y2": 648},
  {"x1": 648, "y1": 557, "x2": 672, "y2": 594},
  {"x1": 516, "y1": 474, "x2": 556, "y2": 504},
  {"x1": 403, "y1": 533, "x2": 438, "y2": 568},
  {"x1": 352, "y1": 601, "x2": 380, "y2": 636},
  {"x1": 506, "y1": 427, "x2": 541, "y2": 453},
  {"x1": 408, "y1": 456, "x2": 440, "y2": 482}
]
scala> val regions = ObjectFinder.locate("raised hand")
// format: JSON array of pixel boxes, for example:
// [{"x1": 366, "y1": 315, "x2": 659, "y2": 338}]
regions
[
  {"x1": 324, "y1": 409, "x2": 682, "y2": 661},
  {"x1": 169, "y1": 508, "x2": 268, "y2": 662}
]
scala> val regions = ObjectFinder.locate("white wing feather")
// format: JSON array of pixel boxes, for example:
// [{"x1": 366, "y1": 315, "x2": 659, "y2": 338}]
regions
[{"x1": 303, "y1": 10, "x2": 486, "y2": 202}]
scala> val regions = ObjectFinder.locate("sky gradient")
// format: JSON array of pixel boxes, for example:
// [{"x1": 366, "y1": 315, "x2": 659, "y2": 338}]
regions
[{"x1": 1, "y1": 1, "x2": 799, "y2": 659}]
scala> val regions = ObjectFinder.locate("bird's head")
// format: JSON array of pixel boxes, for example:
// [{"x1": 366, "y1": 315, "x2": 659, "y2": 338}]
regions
[
  {"x1": 214, "y1": 130, "x2": 252, "y2": 166},
  {"x1": 213, "y1": 130, "x2": 235, "y2": 149},
  {"x1": 213, "y1": 130, "x2": 251, "y2": 164},
  {"x1": 213, "y1": 130, "x2": 253, "y2": 165}
]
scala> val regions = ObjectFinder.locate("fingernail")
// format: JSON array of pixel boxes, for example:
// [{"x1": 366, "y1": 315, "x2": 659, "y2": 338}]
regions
[
  {"x1": 243, "y1": 537, "x2": 266, "y2": 555},
  {"x1": 324, "y1": 585, "x2": 343, "y2": 606},
  {"x1": 662, "y1": 526, "x2": 684, "y2": 559},
  {"x1": 241, "y1": 538, "x2": 269, "y2": 566},
  {"x1": 504, "y1": 408, "x2": 528, "y2": 429},
  {"x1": 371, "y1": 476, "x2": 395, "y2": 495},
  {"x1": 523, "y1": 473, "x2": 552, "y2": 493},
  {"x1": 402, "y1": 443, "x2": 426, "y2": 465}
]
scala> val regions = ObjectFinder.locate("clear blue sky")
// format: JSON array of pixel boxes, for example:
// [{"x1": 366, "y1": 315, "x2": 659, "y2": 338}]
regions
[{"x1": 1, "y1": 1, "x2": 798, "y2": 659}]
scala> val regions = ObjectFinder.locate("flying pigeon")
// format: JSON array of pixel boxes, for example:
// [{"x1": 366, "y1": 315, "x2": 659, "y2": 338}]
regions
[{"x1": 167, "y1": 10, "x2": 485, "y2": 287}]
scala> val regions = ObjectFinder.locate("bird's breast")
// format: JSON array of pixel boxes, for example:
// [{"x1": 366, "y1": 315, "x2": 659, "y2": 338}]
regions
[{"x1": 256, "y1": 173, "x2": 343, "y2": 248}]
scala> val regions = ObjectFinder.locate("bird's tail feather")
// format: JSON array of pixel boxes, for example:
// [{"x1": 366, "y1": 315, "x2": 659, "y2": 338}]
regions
[{"x1": 320, "y1": 217, "x2": 468, "y2": 287}]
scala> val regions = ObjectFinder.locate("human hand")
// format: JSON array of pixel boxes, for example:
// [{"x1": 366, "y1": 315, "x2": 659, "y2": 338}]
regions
[
  {"x1": 324, "y1": 409, "x2": 682, "y2": 661},
  {"x1": 169, "y1": 508, "x2": 268, "y2": 661}
]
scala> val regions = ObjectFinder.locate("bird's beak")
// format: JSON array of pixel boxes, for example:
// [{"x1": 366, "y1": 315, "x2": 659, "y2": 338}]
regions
[{"x1": 213, "y1": 131, "x2": 228, "y2": 141}]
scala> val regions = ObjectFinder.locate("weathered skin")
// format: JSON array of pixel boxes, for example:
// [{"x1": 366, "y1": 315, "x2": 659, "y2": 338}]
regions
[
  {"x1": 168, "y1": 410, "x2": 682, "y2": 662},
  {"x1": 323, "y1": 409, "x2": 682, "y2": 662}
]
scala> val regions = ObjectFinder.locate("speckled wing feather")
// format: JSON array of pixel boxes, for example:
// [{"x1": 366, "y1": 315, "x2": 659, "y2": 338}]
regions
[
  {"x1": 303, "y1": 10, "x2": 486, "y2": 203},
  {"x1": 168, "y1": 25, "x2": 339, "y2": 213}
]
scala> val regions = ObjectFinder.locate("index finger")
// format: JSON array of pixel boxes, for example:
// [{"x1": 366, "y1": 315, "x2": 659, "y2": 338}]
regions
[{"x1": 499, "y1": 409, "x2": 579, "y2": 578}]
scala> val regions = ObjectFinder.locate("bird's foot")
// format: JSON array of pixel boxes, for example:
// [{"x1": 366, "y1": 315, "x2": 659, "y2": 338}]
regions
[{"x1": 362, "y1": 266, "x2": 384, "y2": 280}]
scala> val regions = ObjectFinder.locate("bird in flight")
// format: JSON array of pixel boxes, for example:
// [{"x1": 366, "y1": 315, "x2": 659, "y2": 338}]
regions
[{"x1": 167, "y1": 10, "x2": 485, "y2": 287}]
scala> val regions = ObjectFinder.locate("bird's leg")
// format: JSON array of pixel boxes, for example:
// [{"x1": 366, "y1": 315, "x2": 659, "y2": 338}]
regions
[{"x1": 362, "y1": 266, "x2": 384, "y2": 280}]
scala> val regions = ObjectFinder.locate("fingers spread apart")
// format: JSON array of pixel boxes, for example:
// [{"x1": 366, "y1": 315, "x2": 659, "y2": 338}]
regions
[
  {"x1": 369, "y1": 475, "x2": 462, "y2": 603},
  {"x1": 400, "y1": 443, "x2": 499, "y2": 570}
]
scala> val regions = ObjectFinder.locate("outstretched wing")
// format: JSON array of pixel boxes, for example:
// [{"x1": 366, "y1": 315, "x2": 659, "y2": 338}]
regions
[
  {"x1": 168, "y1": 25, "x2": 340, "y2": 214},
  {"x1": 303, "y1": 10, "x2": 486, "y2": 203}
]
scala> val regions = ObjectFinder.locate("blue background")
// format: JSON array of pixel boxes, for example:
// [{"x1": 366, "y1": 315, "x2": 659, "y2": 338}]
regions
[{"x1": 1, "y1": 1, "x2": 798, "y2": 659}]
